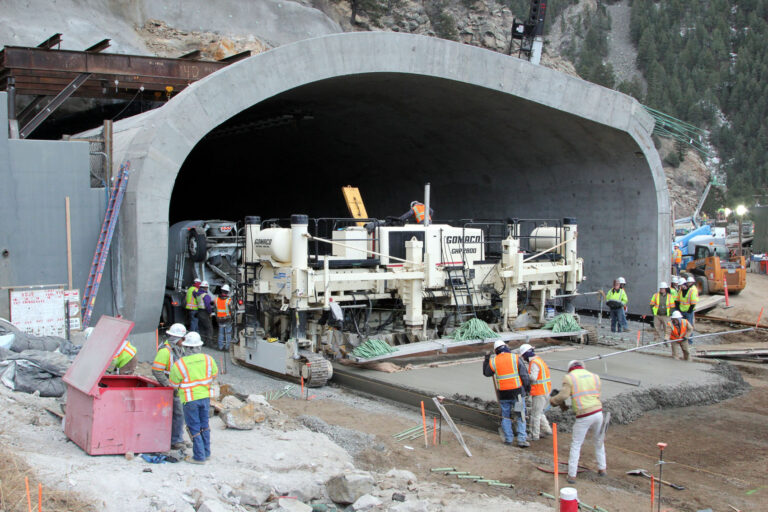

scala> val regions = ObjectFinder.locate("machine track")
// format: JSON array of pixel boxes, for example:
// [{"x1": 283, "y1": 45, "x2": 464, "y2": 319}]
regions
[{"x1": 300, "y1": 351, "x2": 334, "y2": 387}]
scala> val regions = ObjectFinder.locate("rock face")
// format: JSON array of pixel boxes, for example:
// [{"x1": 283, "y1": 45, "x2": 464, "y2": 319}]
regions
[{"x1": 325, "y1": 471, "x2": 375, "y2": 505}]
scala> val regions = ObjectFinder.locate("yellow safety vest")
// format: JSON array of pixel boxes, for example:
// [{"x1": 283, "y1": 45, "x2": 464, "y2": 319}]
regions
[
  {"x1": 152, "y1": 342, "x2": 176, "y2": 376},
  {"x1": 606, "y1": 288, "x2": 627, "y2": 305},
  {"x1": 566, "y1": 368, "x2": 601, "y2": 413},
  {"x1": 185, "y1": 286, "x2": 199, "y2": 310},
  {"x1": 112, "y1": 340, "x2": 137, "y2": 369},
  {"x1": 680, "y1": 286, "x2": 699, "y2": 312},
  {"x1": 489, "y1": 352, "x2": 522, "y2": 391},
  {"x1": 169, "y1": 353, "x2": 219, "y2": 404},
  {"x1": 528, "y1": 356, "x2": 551, "y2": 396},
  {"x1": 650, "y1": 292, "x2": 675, "y2": 316}
]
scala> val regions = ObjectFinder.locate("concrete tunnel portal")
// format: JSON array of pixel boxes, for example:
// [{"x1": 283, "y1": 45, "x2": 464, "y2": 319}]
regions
[{"x1": 109, "y1": 32, "x2": 669, "y2": 350}]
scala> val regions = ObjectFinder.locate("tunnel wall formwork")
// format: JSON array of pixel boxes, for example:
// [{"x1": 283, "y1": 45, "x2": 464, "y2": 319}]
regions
[{"x1": 106, "y1": 32, "x2": 670, "y2": 354}]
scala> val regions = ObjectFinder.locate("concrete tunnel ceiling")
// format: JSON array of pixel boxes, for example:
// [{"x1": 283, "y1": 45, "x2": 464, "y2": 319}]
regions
[{"x1": 110, "y1": 32, "x2": 669, "y2": 344}]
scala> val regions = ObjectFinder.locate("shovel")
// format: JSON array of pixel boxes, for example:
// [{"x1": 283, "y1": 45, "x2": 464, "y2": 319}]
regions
[{"x1": 626, "y1": 469, "x2": 685, "y2": 490}]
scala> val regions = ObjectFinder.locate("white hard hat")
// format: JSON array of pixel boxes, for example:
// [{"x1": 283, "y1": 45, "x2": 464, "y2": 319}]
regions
[
  {"x1": 84, "y1": 327, "x2": 94, "y2": 339},
  {"x1": 518, "y1": 343, "x2": 533, "y2": 356},
  {"x1": 200, "y1": 280, "x2": 209, "y2": 288},
  {"x1": 193, "y1": 278, "x2": 201, "y2": 284},
  {"x1": 167, "y1": 323, "x2": 187, "y2": 338},
  {"x1": 671, "y1": 276, "x2": 679, "y2": 284},
  {"x1": 671, "y1": 311, "x2": 683, "y2": 319},
  {"x1": 182, "y1": 331, "x2": 204, "y2": 347},
  {"x1": 493, "y1": 340, "x2": 506, "y2": 351},
  {"x1": 221, "y1": 284, "x2": 230, "y2": 292},
  {"x1": 686, "y1": 276, "x2": 695, "y2": 284},
  {"x1": 674, "y1": 243, "x2": 679, "y2": 248},
  {"x1": 568, "y1": 360, "x2": 584, "y2": 370},
  {"x1": 659, "y1": 281, "x2": 668, "y2": 289},
  {"x1": 617, "y1": 277, "x2": 626, "y2": 284}
]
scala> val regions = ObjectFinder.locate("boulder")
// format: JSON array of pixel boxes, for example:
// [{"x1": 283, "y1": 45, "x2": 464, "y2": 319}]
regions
[
  {"x1": 232, "y1": 482, "x2": 272, "y2": 507},
  {"x1": 196, "y1": 499, "x2": 233, "y2": 512},
  {"x1": 352, "y1": 494, "x2": 383, "y2": 511},
  {"x1": 277, "y1": 498, "x2": 312, "y2": 512},
  {"x1": 326, "y1": 471, "x2": 375, "y2": 505},
  {"x1": 220, "y1": 402, "x2": 266, "y2": 429},
  {"x1": 221, "y1": 395, "x2": 245, "y2": 409}
]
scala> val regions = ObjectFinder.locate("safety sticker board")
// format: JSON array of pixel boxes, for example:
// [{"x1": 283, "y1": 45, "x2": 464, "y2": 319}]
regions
[
  {"x1": 9, "y1": 288, "x2": 66, "y2": 337},
  {"x1": 65, "y1": 289, "x2": 82, "y2": 331}
]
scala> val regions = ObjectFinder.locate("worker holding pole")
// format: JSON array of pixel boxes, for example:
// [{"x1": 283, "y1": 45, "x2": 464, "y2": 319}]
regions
[
  {"x1": 649, "y1": 282, "x2": 675, "y2": 342},
  {"x1": 152, "y1": 323, "x2": 189, "y2": 450},
  {"x1": 170, "y1": 332, "x2": 219, "y2": 464},
  {"x1": 518, "y1": 343, "x2": 552, "y2": 442},
  {"x1": 483, "y1": 340, "x2": 531, "y2": 448},
  {"x1": 549, "y1": 360, "x2": 607, "y2": 484},
  {"x1": 667, "y1": 311, "x2": 692, "y2": 361}
]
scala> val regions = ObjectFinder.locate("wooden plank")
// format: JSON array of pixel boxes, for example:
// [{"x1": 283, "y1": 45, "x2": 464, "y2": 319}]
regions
[
  {"x1": 342, "y1": 186, "x2": 369, "y2": 227},
  {"x1": 432, "y1": 396, "x2": 472, "y2": 457}
]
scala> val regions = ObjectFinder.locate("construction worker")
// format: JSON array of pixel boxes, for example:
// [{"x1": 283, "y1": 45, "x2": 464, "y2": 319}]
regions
[
  {"x1": 672, "y1": 244, "x2": 683, "y2": 275},
  {"x1": 169, "y1": 331, "x2": 219, "y2": 464},
  {"x1": 550, "y1": 360, "x2": 607, "y2": 484},
  {"x1": 518, "y1": 344, "x2": 552, "y2": 442},
  {"x1": 85, "y1": 327, "x2": 138, "y2": 375},
  {"x1": 196, "y1": 281, "x2": 214, "y2": 346},
  {"x1": 617, "y1": 277, "x2": 629, "y2": 331},
  {"x1": 669, "y1": 276, "x2": 680, "y2": 311},
  {"x1": 667, "y1": 311, "x2": 692, "y2": 361},
  {"x1": 216, "y1": 284, "x2": 234, "y2": 351},
  {"x1": 483, "y1": 340, "x2": 531, "y2": 448},
  {"x1": 649, "y1": 281, "x2": 675, "y2": 342},
  {"x1": 605, "y1": 279, "x2": 629, "y2": 333},
  {"x1": 152, "y1": 323, "x2": 189, "y2": 450},
  {"x1": 185, "y1": 278, "x2": 201, "y2": 331},
  {"x1": 680, "y1": 276, "x2": 699, "y2": 326}
]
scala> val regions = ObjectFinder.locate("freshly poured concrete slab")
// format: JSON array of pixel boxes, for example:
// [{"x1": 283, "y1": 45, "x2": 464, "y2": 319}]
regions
[{"x1": 337, "y1": 344, "x2": 719, "y2": 403}]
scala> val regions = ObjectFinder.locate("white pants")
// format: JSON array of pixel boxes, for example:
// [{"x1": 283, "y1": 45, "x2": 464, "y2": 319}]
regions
[
  {"x1": 569, "y1": 411, "x2": 606, "y2": 477},
  {"x1": 530, "y1": 394, "x2": 552, "y2": 439}
]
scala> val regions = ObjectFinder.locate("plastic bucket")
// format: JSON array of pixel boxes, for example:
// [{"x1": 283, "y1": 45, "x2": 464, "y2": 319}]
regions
[
  {"x1": 545, "y1": 306, "x2": 556, "y2": 321},
  {"x1": 559, "y1": 487, "x2": 578, "y2": 512}
]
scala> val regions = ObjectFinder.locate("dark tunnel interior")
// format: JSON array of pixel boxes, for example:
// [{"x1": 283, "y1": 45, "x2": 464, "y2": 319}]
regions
[{"x1": 169, "y1": 72, "x2": 642, "y2": 228}]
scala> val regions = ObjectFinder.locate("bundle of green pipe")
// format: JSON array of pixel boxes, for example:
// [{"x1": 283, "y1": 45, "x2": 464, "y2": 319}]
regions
[
  {"x1": 449, "y1": 318, "x2": 498, "y2": 341},
  {"x1": 543, "y1": 313, "x2": 581, "y2": 333},
  {"x1": 351, "y1": 339, "x2": 398, "y2": 358}
]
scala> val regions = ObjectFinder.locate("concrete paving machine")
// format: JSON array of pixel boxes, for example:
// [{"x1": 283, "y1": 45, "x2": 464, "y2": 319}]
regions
[{"x1": 233, "y1": 192, "x2": 584, "y2": 387}]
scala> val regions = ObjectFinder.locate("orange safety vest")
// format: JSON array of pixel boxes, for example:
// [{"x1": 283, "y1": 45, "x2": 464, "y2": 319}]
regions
[
  {"x1": 667, "y1": 319, "x2": 691, "y2": 342},
  {"x1": 216, "y1": 296, "x2": 232, "y2": 319},
  {"x1": 489, "y1": 352, "x2": 522, "y2": 391},
  {"x1": 411, "y1": 203, "x2": 430, "y2": 224},
  {"x1": 528, "y1": 356, "x2": 551, "y2": 396},
  {"x1": 673, "y1": 248, "x2": 682, "y2": 264}
]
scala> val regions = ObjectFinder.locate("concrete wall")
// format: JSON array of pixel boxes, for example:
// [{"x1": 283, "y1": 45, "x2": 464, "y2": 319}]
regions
[
  {"x1": 105, "y1": 33, "x2": 669, "y2": 354},
  {"x1": 0, "y1": 92, "x2": 114, "y2": 326}
]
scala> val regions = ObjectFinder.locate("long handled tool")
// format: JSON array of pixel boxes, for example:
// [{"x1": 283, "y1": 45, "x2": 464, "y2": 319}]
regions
[{"x1": 626, "y1": 469, "x2": 685, "y2": 490}]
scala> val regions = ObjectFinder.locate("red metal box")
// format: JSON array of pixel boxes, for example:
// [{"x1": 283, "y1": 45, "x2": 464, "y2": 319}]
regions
[{"x1": 63, "y1": 317, "x2": 174, "y2": 455}]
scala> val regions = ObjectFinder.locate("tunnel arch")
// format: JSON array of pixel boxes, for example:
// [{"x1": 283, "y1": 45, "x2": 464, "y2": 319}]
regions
[{"x1": 109, "y1": 32, "x2": 669, "y2": 342}]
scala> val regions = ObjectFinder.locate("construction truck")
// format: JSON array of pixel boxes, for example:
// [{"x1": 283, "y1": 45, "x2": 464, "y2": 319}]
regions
[
  {"x1": 162, "y1": 220, "x2": 242, "y2": 329},
  {"x1": 233, "y1": 188, "x2": 584, "y2": 387},
  {"x1": 685, "y1": 242, "x2": 746, "y2": 295}
]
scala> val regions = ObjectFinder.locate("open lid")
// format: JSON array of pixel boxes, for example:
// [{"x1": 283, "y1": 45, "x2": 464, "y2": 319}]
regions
[{"x1": 63, "y1": 316, "x2": 134, "y2": 397}]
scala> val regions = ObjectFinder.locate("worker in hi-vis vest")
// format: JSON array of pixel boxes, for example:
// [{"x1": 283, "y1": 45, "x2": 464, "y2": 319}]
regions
[
  {"x1": 518, "y1": 343, "x2": 552, "y2": 442},
  {"x1": 667, "y1": 311, "x2": 692, "y2": 361},
  {"x1": 216, "y1": 284, "x2": 234, "y2": 351},
  {"x1": 170, "y1": 332, "x2": 218, "y2": 464},
  {"x1": 550, "y1": 360, "x2": 607, "y2": 484},
  {"x1": 672, "y1": 244, "x2": 683, "y2": 275},
  {"x1": 85, "y1": 327, "x2": 138, "y2": 375},
  {"x1": 185, "y1": 278, "x2": 201, "y2": 332},
  {"x1": 152, "y1": 323, "x2": 189, "y2": 450},
  {"x1": 680, "y1": 276, "x2": 699, "y2": 326},
  {"x1": 605, "y1": 279, "x2": 629, "y2": 333},
  {"x1": 650, "y1": 281, "x2": 676, "y2": 342},
  {"x1": 483, "y1": 339, "x2": 531, "y2": 448}
]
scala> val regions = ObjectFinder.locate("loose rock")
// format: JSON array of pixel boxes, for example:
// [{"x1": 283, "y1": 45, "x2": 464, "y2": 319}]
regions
[
  {"x1": 352, "y1": 493, "x2": 383, "y2": 510},
  {"x1": 277, "y1": 497, "x2": 312, "y2": 512},
  {"x1": 326, "y1": 471, "x2": 375, "y2": 505},
  {"x1": 231, "y1": 482, "x2": 272, "y2": 507}
]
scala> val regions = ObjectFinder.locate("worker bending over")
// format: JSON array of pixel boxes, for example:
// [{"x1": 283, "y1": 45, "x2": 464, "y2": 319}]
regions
[
  {"x1": 550, "y1": 360, "x2": 607, "y2": 484},
  {"x1": 216, "y1": 284, "x2": 234, "y2": 351},
  {"x1": 85, "y1": 327, "x2": 138, "y2": 375},
  {"x1": 170, "y1": 332, "x2": 218, "y2": 464},
  {"x1": 152, "y1": 323, "x2": 189, "y2": 450},
  {"x1": 649, "y1": 281, "x2": 675, "y2": 342},
  {"x1": 185, "y1": 278, "x2": 201, "y2": 331},
  {"x1": 605, "y1": 279, "x2": 629, "y2": 333},
  {"x1": 519, "y1": 344, "x2": 552, "y2": 442},
  {"x1": 680, "y1": 276, "x2": 699, "y2": 326},
  {"x1": 667, "y1": 311, "x2": 692, "y2": 361},
  {"x1": 483, "y1": 340, "x2": 531, "y2": 448}
]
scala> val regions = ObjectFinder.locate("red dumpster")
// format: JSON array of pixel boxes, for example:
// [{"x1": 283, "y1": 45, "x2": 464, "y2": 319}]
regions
[{"x1": 63, "y1": 316, "x2": 174, "y2": 455}]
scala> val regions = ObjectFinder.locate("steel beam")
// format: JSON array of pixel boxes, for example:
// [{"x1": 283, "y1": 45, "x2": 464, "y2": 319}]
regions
[
  {"x1": 85, "y1": 39, "x2": 111, "y2": 53},
  {"x1": 19, "y1": 73, "x2": 91, "y2": 138},
  {"x1": 179, "y1": 50, "x2": 202, "y2": 60},
  {"x1": 37, "y1": 34, "x2": 62, "y2": 50}
]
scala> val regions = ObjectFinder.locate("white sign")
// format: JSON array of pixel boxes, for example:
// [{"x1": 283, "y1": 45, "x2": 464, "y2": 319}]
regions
[
  {"x1": 9, "y1": 288, "x2": 66, "y2": 337},
  {"x1": 65, "y1": 289, "x2": 81, "y2": 331}
]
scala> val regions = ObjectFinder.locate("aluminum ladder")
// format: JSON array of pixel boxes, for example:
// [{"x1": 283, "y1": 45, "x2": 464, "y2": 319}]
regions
[
  {"x1": 444, "y1": 265, "x2": 477, "y2": 320},
  {"x1": 81, "y1": 162, "x2": 130, "y2": 327}
]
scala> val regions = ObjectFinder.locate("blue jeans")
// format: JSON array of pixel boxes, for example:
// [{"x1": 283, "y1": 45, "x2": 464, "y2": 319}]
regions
[
  {"x1": 619, "y1": 307, "x2": 628, "y2": 330},
  {"x1": 609, "y1": 308, "x2": 624, "y2": 332},
  {"x1": 187, "y1": 309, "x2": 198, "y2": 332},
  {"x1": 499, "y1": 397, "x2": 527, "y2": 443},
  {"x1": 171, "y1": 394, "x2": 184, "y2": 445},
  {"x1": 218, "y1": 322, "x2": 233, "y2": 350},
  {"x1": 183, "y1": 398, "x2": 211, "y2": 462},
  {"x1": 682, "y1": 310, "x2": 695, "y2": 328}
]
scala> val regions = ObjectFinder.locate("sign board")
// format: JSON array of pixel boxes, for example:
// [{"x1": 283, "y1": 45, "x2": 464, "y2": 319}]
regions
[
  {"x1": 9, "y1": 288, "x2": 66, "y2": 336},
  {"x1": 65, "y1": 289, "x2": 82, "y2": 331}
]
